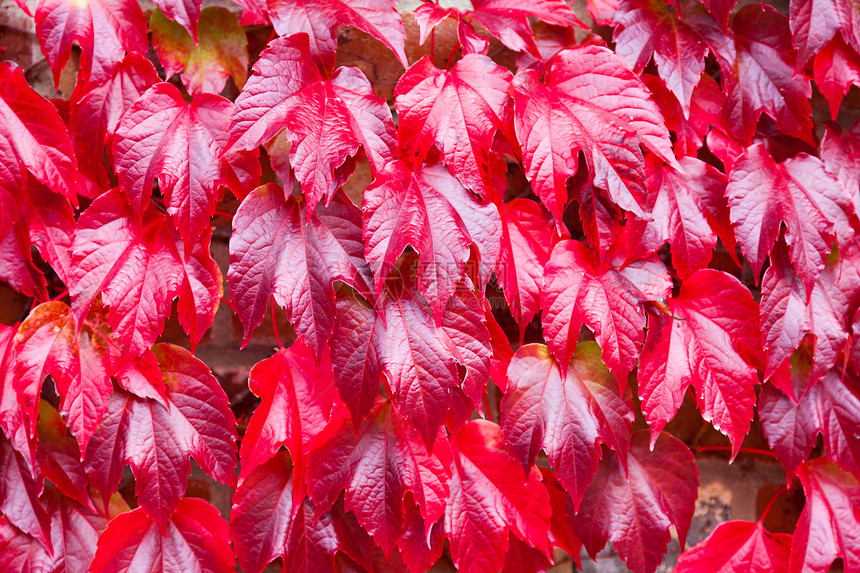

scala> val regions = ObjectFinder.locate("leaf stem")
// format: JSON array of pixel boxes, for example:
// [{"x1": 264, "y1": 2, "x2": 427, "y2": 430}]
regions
[
  {"x1": 758, "y1": 486, "x2": 787, "y2": 524},
  {"x1": 693, "y1": 445, "x2": 778, "y2": 459},
  {"x1": 482, "y1": 392, "x2": 493, "y2": 422},
  {"x1": 271, "y1": 301, "x2": 284, "y2": 349},
  {"x1": 51, "y1": 289, "x2": 69, "y2": 302},
  {"x1": 444, "y1": 42, "x2": 460, "y2": 70}
]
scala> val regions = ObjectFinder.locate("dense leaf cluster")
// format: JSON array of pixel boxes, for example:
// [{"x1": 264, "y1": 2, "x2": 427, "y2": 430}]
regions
[{"x1": 1, "y1": 0, "x2": 860, "y2": 571}]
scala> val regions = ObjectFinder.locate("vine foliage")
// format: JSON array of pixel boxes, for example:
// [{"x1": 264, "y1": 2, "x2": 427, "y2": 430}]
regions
[{"x1": 1, "y1": 0, "x2": 860, "y2": 571}]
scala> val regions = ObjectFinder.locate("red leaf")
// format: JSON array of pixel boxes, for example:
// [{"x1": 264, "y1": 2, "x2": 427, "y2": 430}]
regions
[
  {"x1": 540, "y1": 468, "x2": 582, "y2": 565},
  {"x1": 36, "y1": 402, "x2": 92, "y2": 510},
  {"x1": 572, "y1": 175, "x2": 624, "y2": 264},
  {"x1": 632, "y1": 156, "x2": 729, "y2": 279},
  {"x1": 0, "y1": 323, "x2": 31, "y2": 466},
  {"x1": 174, "y1": 228, "x2": 223, "y2": 352},
  {"x1": 587, "y1": 0, "x2": 619, "y2": 25},
  {"x1": 510, "y1": 45, "x2": 676, "y2": 225},
  {"x1": 90, "y1": 497, "x2": 233, "y2": 573},
  {"x1": 85, "y1": 344, "x2": 237, "y2": 525},
  {"x1": 441, "y1": 289, "x2": 494, "y2": 407},
  {"x1": 329, "y1": 289, "x2": 385, "y2": 425},
  {"x1": 363, "y1": 161, "x2": 501, "y2": 316},
  {"x1": 541, "y1": 239, "x2": 671, "y2": 386},
  {"x1": 675, "y1": 520, "x2": 792, "y2": 572},
  {"x1": 306, "y1": 401, "x2": 451, "y2": 557},
  {"x1": 412, "y1": 3, "x2": 455, "y2": 45},
  {"x1": 790, "y1": 460, "x2": 860, "y2": 573},
  {"x1": 329, "y1": 497, "x2": 404, "y2": 572},
  {"x1": 761, "y1": 367, "x2": 860, "y2": 480},
  {"x1": 230, "y1": 452, "x2": 338, "y2": 573},
  {"x1": 469, "y1": 0, "x2": 583, "y2": 56},
  {"x1": 573, "y1": 431, "x2": 698, "y2": 573},
  {"x1": 814, "y1": 37, "x2": 860, "y2": 119},
  {"x1": 760, "y1": 240, "x2": 854, "y2": 384},
  {"x1": 0, "y1": 435, "x2": 52, "y2": 553},
  {"x1": 330, "y1": 278, "x2": 490, "y2": 447},
  {"x1": 500, "y1": 342, "x2": 633, "y2": 507},
  {"x1": 496, "y1": 198, "x2": 563, "y2": 329},
  {"x1": 853, "y1": 308, "x2": 860, "y2": 375},
  {"x1": 639, "y1": 270, "x2": 761, "y2": 453},
  {"x1": 413, "y1": 4, "x2": 491, "y2": 56},
  {"x1": 0, "y1": 517, "x2": 52, "y2": 572},
  {"x1": 151, "y1": 7, "x2": 249, "y2": 97},
  {"x1": 14, "y1": 302, "x2": 116, "y2": 454},
  {"x1": 0, "y1": 218, "x2": 48, "y2": 301},
  {"x1": 240, "y1": 340, "x2": 338, "y2": 485},
  {"x1": 3, "y1": 178, "x2": 73, "y2": 293},
  {"x1": 44, "y1": 488, "x2": 118, "y2": 573},
  {"x1": 34, "y1": 0, "x2": 148, "y2": 86},
  {"x1": 502, "y1": 535, "x2": 551, "y2": 573},
  {"x1": 644, "y1": 73, "x2": 726, "y2": 158},
  {"x1": 0, "y1": 136, "x2": 23, "y2": 241},
  {"x1": 397, "y1": 499, "x2": 444, "y2": 573},
  {"x1": 228, "y1": 35, "x2": 396, "y2": 214},
  {"x1": 415, "y1": 0, "x2": 582, "y2": 58},
  {"x1": 228, "y1": 184, "x2": 372, "y2": 352},
  {"x1": 113, "y1": 83, "x2": 234, "y2": 251},
  {"x1": 613, "y1": 0, "x2": 733, "y2": 115},
  {"x1": 70, "y1": 189, "x2": 221, "y2": 357},
  {"x1": 726, "y1": 143, "x2": 854, "y2": 293},
  {"x1": 18, "y1": 182, "x2": 76, "y2": 286},
  {"x1": 114, "y1": 350, "x2": 169, "y2": 406},
  {"x1": 789, "y1": 0, "x2": 860, "y2": 67},
  {"x1": 445, "y1": 420, "x2": 551, "y2": 573},
  {"x1": 152, "y1": 0, "x2": 201, "y2": 40},
  {"x1": 724, "y1": 5, "x2": 813, "y2": 144},
  {"x1": 69, "y1": 53, "x2": 160, "y2": 186},
  {"x1": 220, "y1": 145, "x2": 262, "y2": 200},
  {"x1": 701, "y1": 0, "x2": 736, "y2": 30},
  {"x1": 515, "y1": 22, "x2": 579, "y2": 70},
  {"x1": 265, "y1": 0, "x2": 406, "y2": 67},
  {"x1": 821, "y1": 120, "x2": 860, "y2": 221},
  {"x1": 0, "y1": 62, "x2": 78, "y2": 221},
  {"x1": 394, "y1": 54, "x2": 512, "y2": 200},
  {"x1": 230, "y1": 0, "x2": 266, "y2": 25}
]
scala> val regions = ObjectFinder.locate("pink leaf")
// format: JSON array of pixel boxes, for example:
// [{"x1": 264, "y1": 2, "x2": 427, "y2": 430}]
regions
[
  {"x1": 230, "y1": 452, "x2": 338, "y2": 573},
  {"x1": 511, "y1": 45, "x2": 676, "y2": 225},
  {"x1": 501, "y1": 342, "x2": 633, "y2": 507},
  {"x1": 228, "y1": 35, "x2": 396, "y2": 214},
  {"x1": 394, "y1": 54, "x2": 512, "y2": 200},
  {"x1": 90, "y1": 498, "x2": 234, "y2": 573},
  {"x1": 726, "y1": 143, "x2": 854, "y2": 293},
  {"x1": 790, "y1": 460, "x2": 860, "y2": 573},
  {"x1": 85, "y1": 344, "x2": 236, "y2": 526},
  {"x1": 676, "y1": 520, "x2": 791, "y2": 572},
  {"x1": 445, "y1": 420, "x2": 551, "y2": 573},
  {"x1": 573, "y1": 431, "x2": 698, "y2": 573},
  {"x1": 306, "y1": 401, "x2": 451, "y2": 557},
  {"x1": 113, "y1": 83, "x2": 234, "y2": 251},
  {"x1": 639, "y1": 270, "x2": 762, "y2": 453},
  {"x1": 228, "y1": 184, "x2": 372, "y2": 352},
  {"x1": 542, "y1": 239, "x2": 671, "y2": 386}
]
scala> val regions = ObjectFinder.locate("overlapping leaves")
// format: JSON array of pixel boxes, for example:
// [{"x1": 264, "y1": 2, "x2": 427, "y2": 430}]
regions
[{"x1": 2, "y1": 0, "x2": 860, "y2": 571}]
